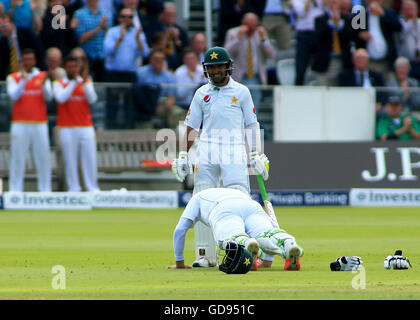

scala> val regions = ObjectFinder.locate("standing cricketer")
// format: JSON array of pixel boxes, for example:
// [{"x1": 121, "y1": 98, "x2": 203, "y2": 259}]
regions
[
  {"x1": 53, "y1": 56, "x2": 99, "y2": 192},
  {"x1": 171, "y1": 46, "x2": 270, "y2": 267},
  {"x1": 7, "y1": 48, "x2": 53, "y2": 192},
  {"x1": 168, "y1": 188, "x2": 303, "y2": 271}
]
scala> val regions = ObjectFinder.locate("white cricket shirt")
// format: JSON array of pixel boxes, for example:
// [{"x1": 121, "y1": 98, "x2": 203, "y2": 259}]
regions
[{"x1": 185, "y1": 78, "x2": 257, "y2": 145}]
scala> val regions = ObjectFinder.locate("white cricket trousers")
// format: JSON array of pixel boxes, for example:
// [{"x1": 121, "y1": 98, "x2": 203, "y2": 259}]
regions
[
  {"x1": 59, "y1": 127, "x2": 99, "y2": 192},
  {"x1": 9, "y1": 122, "x2": 51, "y2": 192}
]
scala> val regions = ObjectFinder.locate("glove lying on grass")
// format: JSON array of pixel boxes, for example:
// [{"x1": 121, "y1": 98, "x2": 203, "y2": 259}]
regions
[
  {"x1": 384, "y1": 250, "x2": 412, "y2": 270},
  {"x1": 330, "y1": 256, "x2": 363, "y2": 271}
]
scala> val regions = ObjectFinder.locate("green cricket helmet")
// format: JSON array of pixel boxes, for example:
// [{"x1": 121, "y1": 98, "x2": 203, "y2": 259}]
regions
[
  {"x1": 202, "y1": 47, "x2": 233, "y2": 85},
  {"x1": 219, "y1": 241, "x2": 254, "y2": 274}
]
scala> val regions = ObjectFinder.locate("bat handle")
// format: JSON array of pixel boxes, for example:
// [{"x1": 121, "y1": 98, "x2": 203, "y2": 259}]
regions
[{"x1": 256, "y1": 174, "x2": 268, "y2": 200}]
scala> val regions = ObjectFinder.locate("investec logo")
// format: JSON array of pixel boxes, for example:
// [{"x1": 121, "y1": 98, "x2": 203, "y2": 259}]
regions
[
  {"x1": 361, "y1": 147, "x2": 420, "y2": 182},
  {"x1": 4, "y1": 192, "x2": 91, "y2": 209}
]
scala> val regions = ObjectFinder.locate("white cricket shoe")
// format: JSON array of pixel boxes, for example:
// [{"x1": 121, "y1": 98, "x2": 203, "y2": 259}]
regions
[{"x1": 192, "y1": 257, "x2": 212, "y2": 267}]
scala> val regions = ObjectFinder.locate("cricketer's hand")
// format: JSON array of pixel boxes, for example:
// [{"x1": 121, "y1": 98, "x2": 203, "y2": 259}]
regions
[
  {"x1": 171, "y1": 151, "x2": 193, "y2": 182},
  {"x1": 330, "y1": 256, "x2": 363, "y2": 271},
  {"x1": 250, "y1": 152, "x2": 269, "y2": 180},
  {"x1": 384, "y1": 250, "x2": 412, "y2": 270}
]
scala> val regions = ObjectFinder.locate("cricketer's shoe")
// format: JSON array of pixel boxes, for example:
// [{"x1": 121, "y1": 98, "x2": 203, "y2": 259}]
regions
[
  {"x1": 251, "y1": 255, "x2": 258, "y2": 271},
  {"x1": 192, "y1": 257, "x2": 212, "y2": 268},
  {"x1": 244, "y1": 238, "x2": 260, "y2": 257},
  {"x1": 283, "y1": 239, "x2": 303, "y2": 271}
]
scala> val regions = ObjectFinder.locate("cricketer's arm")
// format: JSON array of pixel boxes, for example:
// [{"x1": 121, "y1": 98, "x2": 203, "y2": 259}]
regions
[{"x1": 168, "y1": 193, "x2": 202, "y2": 269}]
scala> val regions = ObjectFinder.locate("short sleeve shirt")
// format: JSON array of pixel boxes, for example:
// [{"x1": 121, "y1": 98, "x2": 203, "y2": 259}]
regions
[{"x1": 185, "y1": 78, "x2": 257, "y2": 145}]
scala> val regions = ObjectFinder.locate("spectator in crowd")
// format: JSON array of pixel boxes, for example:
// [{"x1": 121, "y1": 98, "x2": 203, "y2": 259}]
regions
[
  {"x1": 396, "y1": 0, "x2": 420, "y2": 81},
  {"x1": 53, "y1": 55, "x2": 99, "y2": 192},
  {"x1": 261, "y1": 0, "x2": 292, "y2": 51},
  {"x1": 392, "y1": 0, "x2": 420, "y2": 15},
  {"x1": 174, "y1": 48, "x2": 205, "y2": 110},
  {"x1": 312, "y1": 0, "x2": 357, "y2": 86},
  {"x1": 133, "y1": 48, "x2": 185, "y2": 128},
  {"x1": 70, "y1": 47, "x2": 90, "y2": 78},
  {"x1": 155, "y1": 2, "x2": 189, "y2": 70},
  {"x1": 291, "y1": 0, "x2": 325, "y2": 85},
  {"x1": 6, "y1": 48, "x2": 53, "y2": 192},
  {"x1": 148, "y1": 30, "x2": 178, "y2": 72},
  {"x1": 190, "y1": 32, "x2": 206, "y2": 62},
  {"x1": 45, "y1": 47, "x2": 66, "y2": 81},
  {"x1": 40, "y1": 0, "x2": 78, "y2": 57},
  {"x1": 217, "y1": 0, "x2": 249, "y2": 46},
  {"x1": 104, "y1": 7, "x2": 150, "y2": 129},
  {"x1": 114, "y1": 0, "x2": 142, "y2": 28},
  {"x1": 224, "y1": 12, "x2": 275, "y2": 105},
  {"x1": 0, "y1": 0, "x2": 42, "y2": 33},
  {"x1": 64, "y1": 0, "x2": 84, "y2": 20},
  {"x1": 71, "y1": 0, "x2": 113, "y2": 81},
  {"x1": 354, "y1": 0, "x2": 402, "y2": 82},
  {"x1": 376, "y1": 95, "x2": 420, "y2": 140},
  {"x1": 0, "y1": 12, "x2": 45, "y2": 80},
  {"x1": 387, "y1": 56, "x2": 420, "y2": 111},
  {"x1": 138, "y1": 0, "x2": 164, "y2": 46},
  {"x1": 338, "y1": 48, "x2": 387, "y2": 113}
]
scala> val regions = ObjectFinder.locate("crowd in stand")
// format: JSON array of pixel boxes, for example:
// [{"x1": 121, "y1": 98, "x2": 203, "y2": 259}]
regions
[{"x1": 1, "y1": 0, "x2": 420, "y2": 140}]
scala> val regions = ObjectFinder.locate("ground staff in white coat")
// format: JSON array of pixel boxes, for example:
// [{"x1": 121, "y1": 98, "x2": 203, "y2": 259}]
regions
[
  {"x1": 7, "y1": 49, "x2": 53, "y2": 192},
  {"x1": 53, "y1": 55, "x2": 99, "y2": 192}
]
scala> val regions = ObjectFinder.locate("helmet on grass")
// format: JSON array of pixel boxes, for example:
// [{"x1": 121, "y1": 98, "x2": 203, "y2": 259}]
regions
[{"x1": 219, "y1": 241, "x2": 253, "y2": 274}]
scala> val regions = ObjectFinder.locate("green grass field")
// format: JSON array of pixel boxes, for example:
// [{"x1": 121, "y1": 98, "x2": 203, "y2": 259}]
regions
[{"x1": 0, "y1": 206, "x2": 419, "y2": 300}]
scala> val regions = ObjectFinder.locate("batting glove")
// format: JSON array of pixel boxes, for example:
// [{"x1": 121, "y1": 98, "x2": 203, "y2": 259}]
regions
[
  {"x1": 330, "y1": 256, "x2": 363, "y2": 271},
  {"x1": 171, "y1": 151, "x2": 193, "y2": 182},
  {"x1": 384, "y1": 250, "x2": 412, "y2": 270},
  {"x1": 250, "y1": 152, "x2": 270, "y2": 181}
]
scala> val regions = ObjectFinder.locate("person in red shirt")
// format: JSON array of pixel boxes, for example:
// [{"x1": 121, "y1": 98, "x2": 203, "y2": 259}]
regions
[
  {"x1": 53, "y1": 55, "x2": 99, "y2": 192},
  {"x1": 6, "y1": 48, "x2": 53, "y2": 192}
]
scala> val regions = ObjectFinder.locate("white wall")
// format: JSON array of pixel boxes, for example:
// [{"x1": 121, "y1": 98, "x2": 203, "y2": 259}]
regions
[{"x1": 273, "y1": 87, "x2": 376, "y2": 142}]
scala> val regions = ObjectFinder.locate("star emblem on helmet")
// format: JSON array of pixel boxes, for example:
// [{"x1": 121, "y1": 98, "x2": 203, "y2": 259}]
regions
[
  {"x1": 231, "y1": 96, "x2": 238, "y2": 104},
  {"x1": 244, "y1": 258, "x2": 251, "y2": 266},
  {"x1": 210, "y1": 51, "x2": 218, "y2": 60}
]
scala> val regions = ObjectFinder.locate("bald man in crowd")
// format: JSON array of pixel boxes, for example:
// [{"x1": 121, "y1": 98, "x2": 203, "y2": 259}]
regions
[{"x1": 224, "y1": 12, "x2": 275, "y2": 106}]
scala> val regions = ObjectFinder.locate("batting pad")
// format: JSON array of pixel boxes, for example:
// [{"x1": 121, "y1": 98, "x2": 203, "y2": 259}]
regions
[{"x1": 194, "y1": 222, "x2": 218, "y2": 266}]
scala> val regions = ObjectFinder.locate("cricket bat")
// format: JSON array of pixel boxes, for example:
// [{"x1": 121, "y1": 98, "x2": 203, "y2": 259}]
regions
[{"x1": 256, "y1": 174, "x2": 279, "y2": 228}]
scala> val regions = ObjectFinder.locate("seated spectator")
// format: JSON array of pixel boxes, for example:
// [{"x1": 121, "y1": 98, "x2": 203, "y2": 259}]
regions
[
  {"x1": 174, "y1": 48, "x2": 205, "y2": 110},
  {"x1": 0, "y1": 12, "x2": 45, "y2": 80},
  {"x1": 137, "y1": 0, "x2": 164, "y2": 46},
  {"x1": 45, "y1": 47, "x2": 66, "y2": 80},
  {"x1": 190, "y1": 32, "x2": 206, "y2": 62},
  {"x1": 376, "y1": 95, "x2": 420, "y2": 140},
  {"x1": 354, "y1": 0, "x2": 402, "y2": 82},
  {"x1": 0, "y1": 0, "x2": 42, "y2": 33},
  {"x1": 312, "y1": 0, "x2": 358, "y2": 86},
  {"x1": 71, "y1": 0, "x2": 113, "y2": 81},
  {"x1": 338, "y1": 48, "x2": 387, "y2": 115},
  {"x1": 224, "y1": 12, "x2": 275, "y2": 105},
  {"x1": 387, "y1": 56, "x2": 420, "y2": 111},
  {"x1": 154, "y1": 2, "x2": 189, "y2": 71},
  {"x1": 41, "y1": 0, "x2": 78, "y2": 56},
  {"x1": 396, "y1": 0, "x2": 420, "y2": 81},
  {"x1": 133, "y1": 49, "x2": 185, "y2": 128},
  {"x1": 148, "y1": 31, "x2": 178, "y2": 72},
  {"x1": 104, "y1": 7, "x2": 150, "y2": 129}
]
